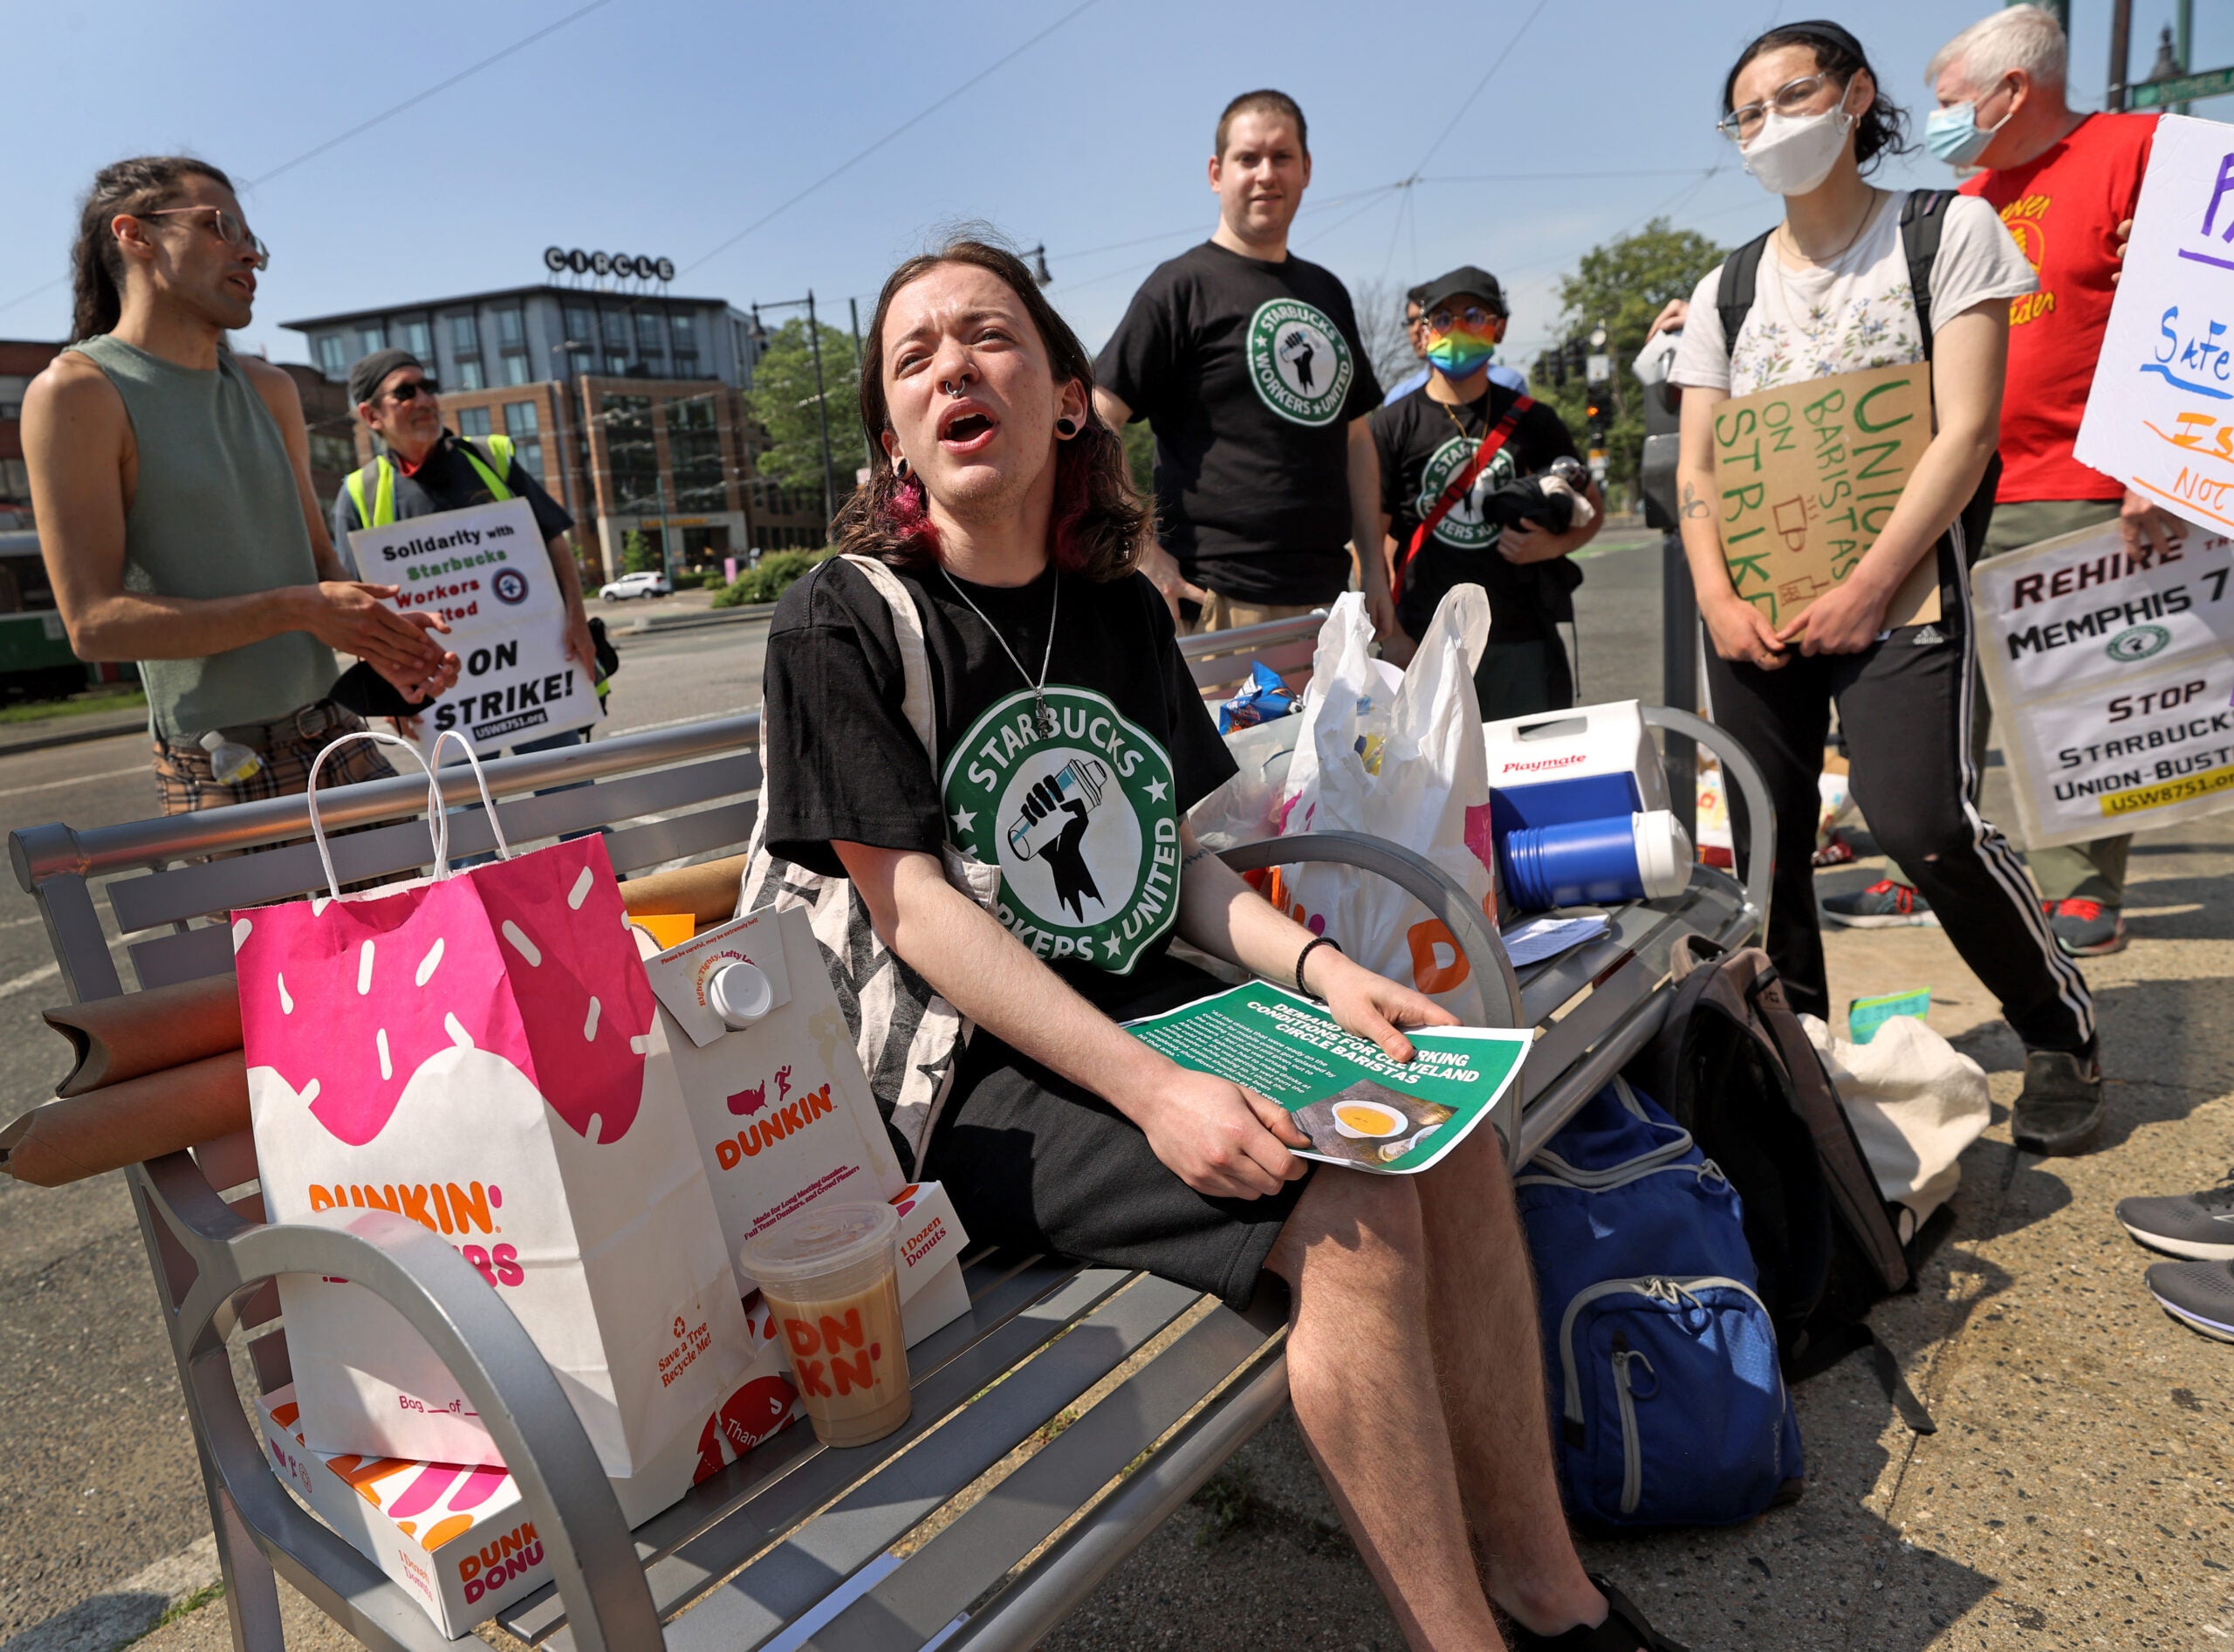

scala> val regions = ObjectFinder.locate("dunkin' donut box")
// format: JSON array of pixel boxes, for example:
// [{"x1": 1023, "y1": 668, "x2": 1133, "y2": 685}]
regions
[{"x1": 256, "y1": 1181, "x2": 970, "y2": 1635}]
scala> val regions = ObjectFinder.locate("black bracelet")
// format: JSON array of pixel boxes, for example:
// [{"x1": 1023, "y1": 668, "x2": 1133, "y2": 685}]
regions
[{"x1": 1295, "y1": 935, "x2": 1341, "y2": 1000}]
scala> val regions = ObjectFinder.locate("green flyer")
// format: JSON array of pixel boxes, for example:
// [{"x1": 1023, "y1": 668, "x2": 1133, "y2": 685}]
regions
[{"x1": 1125, "y1": 983, "x2": 1530, "y2": 1174}]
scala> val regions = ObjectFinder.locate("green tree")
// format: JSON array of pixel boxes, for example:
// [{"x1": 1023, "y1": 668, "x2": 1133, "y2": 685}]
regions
[
  {"x1": 620, "y1": 529, "x2": 658, "y2": 574},
  {"x1": 1534, "y1": 218, "x2": 1725, "y2": 503},
  {"x1": 1121, "y1": 419, "x2": 1155, "y2": 498},
  {"x1": 744, "y1": 318, "x2": 861, "y2": 496}
]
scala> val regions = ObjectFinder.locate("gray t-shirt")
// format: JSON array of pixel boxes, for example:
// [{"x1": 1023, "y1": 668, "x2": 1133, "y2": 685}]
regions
[{"x1": 1670, "y1": 191, "x2": 2038, "y2": 397}]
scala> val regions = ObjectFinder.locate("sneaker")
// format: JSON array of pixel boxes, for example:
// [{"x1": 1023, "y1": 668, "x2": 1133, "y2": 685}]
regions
[
  {"x1": 2049, "y1": 897, "x2": 2128, "y2": 956},
  {"x1": 2011, "y1": 1047, "x2": 2106, "y2": 1155},
  {"x1": 2143, "y1": 1259, "x2": 2234, "y2": 1343},
  {"x1": 1821, "y1": 880, "x2": 1938, "y2": 928},
  {"x1": 1812, "y1": 831, "x2": 1859, "y2": 868},
  {"x1": 2116, "y1": 1174, "x2": 2234, "y2": 1259},
  {"x1": 1505, "y1": 1575, "x2": 1691, "y2": 1652}
]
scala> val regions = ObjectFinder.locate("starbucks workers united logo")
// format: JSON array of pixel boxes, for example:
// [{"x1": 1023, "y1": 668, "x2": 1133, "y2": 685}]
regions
[
  {"x1": 941, "y1": 687, "x2": 1182, "y2": 973},
  {"x1": 1247, "y1": 298, "x2": 1354, "y2": 427},
  {"x1": 1415, "y1": 434, "x2": 1519, "y2": 550}
]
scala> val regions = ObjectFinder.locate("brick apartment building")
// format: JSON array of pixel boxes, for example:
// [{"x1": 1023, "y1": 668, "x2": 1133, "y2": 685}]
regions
[{"x1": 0, "y1": 339, "x2": 62, "y2": 531}]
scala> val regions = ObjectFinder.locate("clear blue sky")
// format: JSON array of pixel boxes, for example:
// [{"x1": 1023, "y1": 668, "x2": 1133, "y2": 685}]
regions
[{"x1": 3, "y1": 1, "x2": 2227, "y2": 372}]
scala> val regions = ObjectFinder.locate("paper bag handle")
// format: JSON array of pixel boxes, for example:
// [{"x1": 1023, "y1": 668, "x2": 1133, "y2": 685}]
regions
[{"x1": 306, "y1": 730, "x2": 511, "y2": 901}]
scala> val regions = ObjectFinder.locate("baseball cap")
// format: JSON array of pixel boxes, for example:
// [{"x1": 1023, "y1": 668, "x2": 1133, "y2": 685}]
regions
[{"x1": 1415, "y1": 266, "x2": 1508, "y2": 318}]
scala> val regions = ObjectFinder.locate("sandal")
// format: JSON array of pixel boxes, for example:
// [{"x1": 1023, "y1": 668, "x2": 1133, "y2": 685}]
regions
[{"x1": 1505, "y1": 1574, "x2": 1692, "y2": 1652}]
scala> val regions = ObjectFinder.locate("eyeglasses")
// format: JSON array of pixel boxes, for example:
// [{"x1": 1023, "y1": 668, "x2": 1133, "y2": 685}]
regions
[
  {"x1": 140, "y1": 206, "x2": 270, "y2": 269},
  {"x1": 383, "y1": 378, "x2": 440, "y2": 405},
  {"x1": 1716, "y1": 72, "x2": 1842, "y2": 142},
  {"x1": 1425, "y1": 303, "x2": 1500, "y2": 333}
]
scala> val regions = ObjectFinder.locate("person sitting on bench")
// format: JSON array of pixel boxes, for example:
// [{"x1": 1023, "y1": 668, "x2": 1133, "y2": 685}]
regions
[{"x1": 754, "y1": 236, "x2": 1686, "y2": 1652}]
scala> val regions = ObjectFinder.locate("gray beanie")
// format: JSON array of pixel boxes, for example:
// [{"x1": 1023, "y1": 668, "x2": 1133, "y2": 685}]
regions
[{"x1": 348, "y1": 347, "x2": 425, "y2": 408}]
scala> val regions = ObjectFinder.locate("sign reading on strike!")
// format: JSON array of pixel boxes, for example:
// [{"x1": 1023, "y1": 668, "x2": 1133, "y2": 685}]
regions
[
  {"x1": 1711, "y1": 360, "x2": 1940, "y2": 632},
  {"x1": 346, "y1": 497, "x2": 600, "y2": 757},
  {"x1": 2073, "y1": 114, "x2": 2234, "y2": 535},
  {"x1": 1972, "y1": 521, "x2": 2234, "y2": 847}
]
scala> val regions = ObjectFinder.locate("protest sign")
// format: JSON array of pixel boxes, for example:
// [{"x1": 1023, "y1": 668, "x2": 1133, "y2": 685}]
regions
[
  {"x1": 2073, "y1": 114, "x2": 2234, "y2": 535},
  {"x1": 1712, "y1": 360, "x2": 1940, "y2": 631},
  {"x1": 1972, "y1": 521, "x2": 2234, "y2": 847},
  {"x1": 346, "y1": 497, "x2": 599, "y2": 757}
]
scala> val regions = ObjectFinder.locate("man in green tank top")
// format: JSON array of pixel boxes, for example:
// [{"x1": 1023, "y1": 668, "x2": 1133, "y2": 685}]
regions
[{"x1": 20, "y1": 155, "x2": 461, "y2": 814}]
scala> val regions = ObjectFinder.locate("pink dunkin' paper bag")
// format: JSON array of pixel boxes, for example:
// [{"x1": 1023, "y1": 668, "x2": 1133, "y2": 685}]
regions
[{"x1": 236, "y1": 823, "x2": 749, "y2": 1472}]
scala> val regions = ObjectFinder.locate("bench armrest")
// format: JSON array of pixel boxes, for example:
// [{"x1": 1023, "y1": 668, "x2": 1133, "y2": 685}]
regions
[
  {"x1": 136, "y1": 1152, "x2": 663, "y2": 1652},
  {"x1": 1639, "y1": 704, "x2": 1775, "y2": 937}
]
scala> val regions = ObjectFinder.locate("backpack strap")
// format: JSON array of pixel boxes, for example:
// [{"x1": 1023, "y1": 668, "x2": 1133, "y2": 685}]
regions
[
  {"x1": 836, "y1": 553, "x2": 937, "y2": 764},
  {"x1": 1898, "y1": 188, "x2": 1956, "y2": 360},
  {"x1": 1717, "y1": 230, "x2": 1775, "y2": 366}
]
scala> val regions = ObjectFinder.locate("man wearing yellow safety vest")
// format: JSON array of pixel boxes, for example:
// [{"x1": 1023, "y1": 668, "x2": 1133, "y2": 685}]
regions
[{"x1": 334, "y1": 348, "x2": 597, "y2": 748}]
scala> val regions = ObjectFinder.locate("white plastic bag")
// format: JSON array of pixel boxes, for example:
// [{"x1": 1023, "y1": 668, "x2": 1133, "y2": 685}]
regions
[
  {"x1": 1801, "y1": 1013, "x2": 1991, "y2": 1241},
  {"x1": 1265, "y1": 588, "x2": 1497, "y2": 1013}
]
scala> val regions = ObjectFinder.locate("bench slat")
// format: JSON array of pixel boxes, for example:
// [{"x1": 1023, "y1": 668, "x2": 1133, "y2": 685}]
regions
[
  {"x1": 1184, "y1": 637, "x2": 1317, "y2": 691},
  {"x1": 499, "y1": 1254, "x2": 1099, "y2": 1645},
  {"x1": 602, "y1": 802, "x2": 758, "y2": 878},
  {"x1": 804, "y1": 1301, "x2": 1278, "y2": 1650},
  {"x1": 106, "y1": 754, "x2": 760, "y2": 935},
  {"x1": 656, "y1": 1274, "x2": 1208, "y2": 1652},
  {"x1": 128, "y1": 924, "x2": 235, "y2": 991}
]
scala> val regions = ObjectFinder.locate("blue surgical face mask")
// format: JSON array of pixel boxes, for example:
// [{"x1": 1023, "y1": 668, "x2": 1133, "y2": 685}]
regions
[{"x1": 1924, "y1": 88, "x2": 2012, "y2": 168}]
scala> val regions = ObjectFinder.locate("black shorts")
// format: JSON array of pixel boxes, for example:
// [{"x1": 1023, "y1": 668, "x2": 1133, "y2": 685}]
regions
[{"x1": 919, "y1": 959, "x2": 1310, "y2": 1312}]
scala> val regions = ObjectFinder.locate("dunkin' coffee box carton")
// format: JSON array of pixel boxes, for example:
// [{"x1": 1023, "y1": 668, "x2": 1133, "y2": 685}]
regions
[{"x1": 638, "y1": 909, "x2": 908, "y2": 1281}]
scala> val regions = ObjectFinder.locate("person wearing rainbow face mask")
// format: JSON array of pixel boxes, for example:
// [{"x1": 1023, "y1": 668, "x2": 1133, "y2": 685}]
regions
[{"x1": 1368, "y1": 265, "x2": 1601, "y2": 714}]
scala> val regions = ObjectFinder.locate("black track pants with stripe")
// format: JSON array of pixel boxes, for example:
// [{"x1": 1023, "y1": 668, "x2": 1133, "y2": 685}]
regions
[{"x1": 1705, "y1": 607, "x2": 2095, "y2": 1055}]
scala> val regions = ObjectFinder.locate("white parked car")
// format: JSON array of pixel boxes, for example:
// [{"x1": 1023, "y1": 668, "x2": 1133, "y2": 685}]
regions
[{"x1": 597, "y1": 571, "x2": 672, "y2": 600}]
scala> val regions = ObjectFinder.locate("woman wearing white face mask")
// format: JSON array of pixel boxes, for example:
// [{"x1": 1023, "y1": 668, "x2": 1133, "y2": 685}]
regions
[{"x1": 1669, "y1": 23, "x2": 2108, "y2": 1156}]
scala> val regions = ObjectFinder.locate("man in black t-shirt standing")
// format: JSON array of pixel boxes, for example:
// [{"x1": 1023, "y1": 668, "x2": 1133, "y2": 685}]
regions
[
  {"x1": 1370, "y1": 266, "x2": 1602, "y2": 716},
  {"x1": 1094, "y1": 91, "x2": 1388, "y2": 635}
]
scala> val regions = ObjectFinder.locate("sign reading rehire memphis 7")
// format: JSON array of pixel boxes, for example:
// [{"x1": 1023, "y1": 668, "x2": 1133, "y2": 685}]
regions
[
  {"x1": 346, "y1": 497, "x2": 600, "y2": 757},
  {"x1": 1973, "y1": 521, "x2": 2234, "y2": 847},
  {"x1": 2073, "y1": 113, "x2": 2234, "y2": 534}
]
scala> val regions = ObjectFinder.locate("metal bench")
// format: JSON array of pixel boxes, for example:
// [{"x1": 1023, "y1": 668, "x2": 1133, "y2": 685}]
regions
[{"x1": 9, "y1": 614, "x2": 1769, "y2": 1652}]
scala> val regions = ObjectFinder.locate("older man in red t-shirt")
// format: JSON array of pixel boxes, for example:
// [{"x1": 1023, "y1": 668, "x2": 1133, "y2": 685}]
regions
[{"x1": 1844, "y1": 5, "x2": 2180, "y2": 958}]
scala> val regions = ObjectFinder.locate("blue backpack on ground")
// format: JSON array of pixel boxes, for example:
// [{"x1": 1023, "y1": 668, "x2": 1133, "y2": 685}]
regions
[{"x1": 1517, "y1": 1077, "x2": 1804, "y2": 1529}]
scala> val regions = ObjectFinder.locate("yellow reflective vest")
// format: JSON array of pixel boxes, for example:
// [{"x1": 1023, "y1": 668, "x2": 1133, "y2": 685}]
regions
[{"x1": 345, "y1": 434, "x2": 517, "y2": 529}]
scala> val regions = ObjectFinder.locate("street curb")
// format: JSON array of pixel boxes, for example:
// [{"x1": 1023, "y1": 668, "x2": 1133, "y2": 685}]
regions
[
  {"x1": 0, "y1": 714, "x2": 146, "y2": 760},
  {"x1": 607, "y1": 603, "x2": 777, "y2": 642}
]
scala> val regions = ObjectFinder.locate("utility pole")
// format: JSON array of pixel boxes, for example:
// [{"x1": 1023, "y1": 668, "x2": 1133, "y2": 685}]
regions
[
  {"x1": 804, "y1": 291, "x2": 836, "y2": 531},
  {"x1": 849, "y1": 297, "x2": 874, "y2": 474},
  {"x1": 2107, "y1": 0, "x2": 2134, "y2": 112}
]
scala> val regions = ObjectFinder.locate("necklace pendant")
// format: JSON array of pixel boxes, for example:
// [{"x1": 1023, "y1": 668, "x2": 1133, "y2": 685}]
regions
[{"x1": 1034, "y1": 697, "x2": 1058, "y2": 739}]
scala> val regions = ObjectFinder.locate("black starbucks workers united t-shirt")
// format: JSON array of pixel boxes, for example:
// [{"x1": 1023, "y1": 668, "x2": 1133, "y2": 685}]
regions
[
  {"x1": 1370, "y1": 381, "x2": 1582, "y2": 644},
  {"x1": 1096, "y1": 242, "x2": 1383, "y2": 607},
  {"x1": 759, "y1": 558, "x2": 1237, "y2": 1013}
]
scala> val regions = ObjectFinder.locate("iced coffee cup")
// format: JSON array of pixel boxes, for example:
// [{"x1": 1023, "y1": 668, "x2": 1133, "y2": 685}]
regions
[{"x1": 737, "y1": 1202, "x2": 911, "y2": 1448}]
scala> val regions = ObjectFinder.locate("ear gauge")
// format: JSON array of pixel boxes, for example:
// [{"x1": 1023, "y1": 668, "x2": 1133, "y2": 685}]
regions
[
  {"x1": 1054, "y1": 417, "x2": 1079, "y2": 437},
  {"x1": 893, "y1": 456, "x2": 911, "y2": 480}
]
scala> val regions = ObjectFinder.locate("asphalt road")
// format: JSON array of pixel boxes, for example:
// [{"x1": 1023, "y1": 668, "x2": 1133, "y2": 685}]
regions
[{"x1": 0, "y1": 538, "x2": 1670, "y2": 1647}]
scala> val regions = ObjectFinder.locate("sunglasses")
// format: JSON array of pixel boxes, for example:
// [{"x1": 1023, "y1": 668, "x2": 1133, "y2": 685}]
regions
[
  {"x1": 383, "y1": 378, "x2": 441, "y2": 404},
  {"x1": 140, "y1": 205, "x2": 271, "y2": 270}
]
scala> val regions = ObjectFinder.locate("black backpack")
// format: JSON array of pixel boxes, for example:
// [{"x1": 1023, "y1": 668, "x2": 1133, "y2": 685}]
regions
[
  {"x1": 1717, "y1": 189, "x2": 2001, "y2": 571},
  {"x1": 1630, "y1": 936, "x2": 1935, "y2": 1431}
]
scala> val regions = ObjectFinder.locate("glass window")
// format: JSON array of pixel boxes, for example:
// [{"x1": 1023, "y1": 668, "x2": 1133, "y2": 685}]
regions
[
  {"x1": 565, "y1": 305, "x2": 595, "y2": 347},
  {"x1": 457, "y1": 406, "x2": 492, "y2": 438},
  {"x1": 316, "y1": 335, "x2": 347, "y2": 379},
  {"x1": 607, "y1": 353, "x2": 629, "y2": 376},
  {"x1": 451, "y1": 312, "x2": 480, "y2": 354},
  {"x1": 601, "y1": 310, "x2": 630, "y2": 352},
  {"x1": 665, "y1": 395, "x2": 724, "y2": 513},
  {"x1": 0, "y1": 456, "x2": 31, "y2": 502},
  {"x1": 457, "y1": 359, "x2": 485, "y2": 391},
  {"x1": 504, "y1": 401, "x2": 540, "y2": 435},
  {"x1": 603, "y1": 394, "x2": 660, "y2": 513},
  {"x1": 0, "y1": 374, "x2": 31, "y2": 418},
  {"x1": 355, "y1": 322, "x2": 386, "y2": 357},
  {"x1": 671, "y1": 313, "x2": 696, "y2": 347},
  {"x1": 401, "y1": 318, "x2": 433, "y2": 359},
  {"x1": 513, "y1": 437, "x2": 546, "y2": 482},
  {"x1": 501, "y1": 353, "x2": 530, "y2": 387},
  {"x1": 497, "y1": 308, "x2": 524, "y2": 349},
  {"x1": 636, "y1": 312, "x2": 667, "y2": 353}
]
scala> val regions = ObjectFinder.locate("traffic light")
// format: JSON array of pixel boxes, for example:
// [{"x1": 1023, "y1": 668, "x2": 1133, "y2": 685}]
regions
[{"x1": 1564, "y1": 338, "x2": 1588, "y2": 381}]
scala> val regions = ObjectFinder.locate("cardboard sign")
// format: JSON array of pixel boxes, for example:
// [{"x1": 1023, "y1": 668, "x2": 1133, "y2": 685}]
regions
[
  {"x1": 1972, "y1": 522, "x2": 2234, "y2": 847},
  {"x1": 1712, "y1": 361, "x2": 1940, "y2": 630},
  {"x1": 2073, "y1": 114, "x2": 2234, "y2": 535},
  {"x1": 346, "y1": 496, "x2": 600, "y2": 757}
]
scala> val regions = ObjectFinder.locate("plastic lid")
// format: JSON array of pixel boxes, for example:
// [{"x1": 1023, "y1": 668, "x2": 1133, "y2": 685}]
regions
[
  {"x1": 1630, "y1": 809, "x2": 1694, "y2": 901},
  {"x1": 707, "y1": 960, "x2": 773, "y2": 1028},
  {"x1": 737, "y1": 1200, "x2": 897, "y2": 1287}
]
